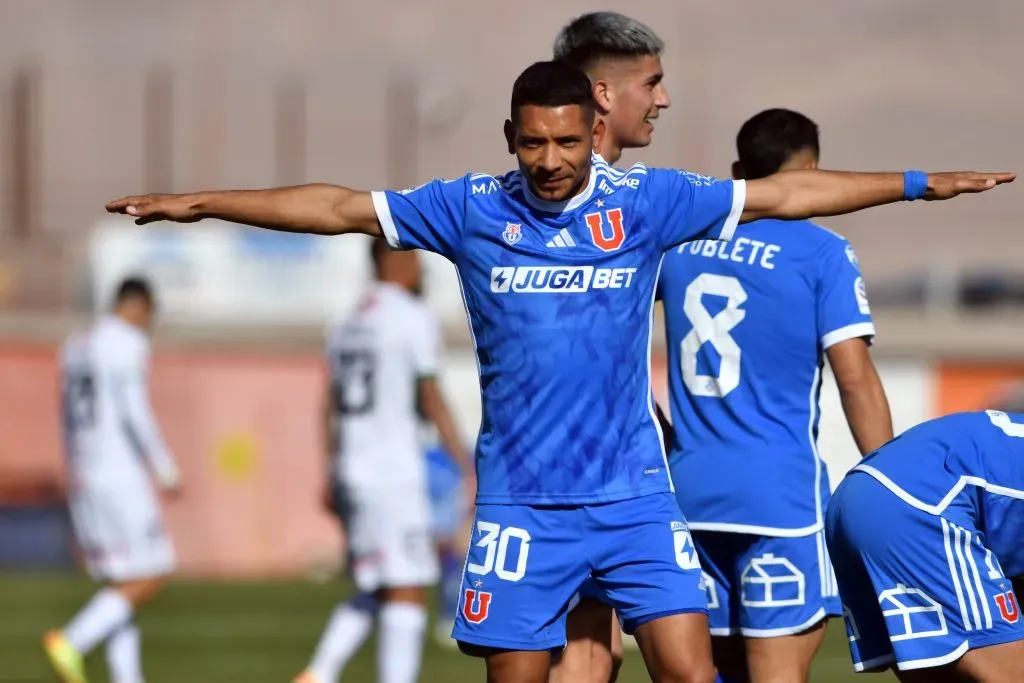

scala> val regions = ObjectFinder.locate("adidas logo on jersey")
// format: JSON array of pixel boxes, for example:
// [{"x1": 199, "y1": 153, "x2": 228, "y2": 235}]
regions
[
  {"x1": 545, "y1": 229, "x2": 576, "y2": 249},
  {"x1": 490, "y1": 266, "x2": 637, "y2": 293}
]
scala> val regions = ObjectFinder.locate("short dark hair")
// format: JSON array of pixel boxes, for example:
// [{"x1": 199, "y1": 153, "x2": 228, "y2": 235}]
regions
[
  {"x1": 553, "y1": 12, "x2": 664, "y2": 72},
  {"x1": 114, "y1": 275, "x2": 154, "y2": 306},
  {"x1": 735, "y1": 109, "x2": 820, "y2": 180},
  {"x1": 510, "y1": 61, "x2": 595, "y2": 123}
]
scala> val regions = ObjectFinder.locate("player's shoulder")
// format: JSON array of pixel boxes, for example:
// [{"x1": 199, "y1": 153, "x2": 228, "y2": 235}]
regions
[
  {"x1": 753, "y1": 218, "x2": 853, "y2": 255},
  {"x1": 591, "y1": 156, "x2": 651, "y2": 194},
  {"x1": 374, "y1": 285, "x2": 437, "y2": 334},
  {"x1": 803, "y1": 220, "x2": 851, "y2": 246},
  {"x1": 60, "y1": 328, "x2": 91, "y2": 363},
  {"x1": 94, "y1": 317, "x2": 147, "y2": 357},
  {"x1": 456, "y1": 170, "x2": 525, "y2": 203}
]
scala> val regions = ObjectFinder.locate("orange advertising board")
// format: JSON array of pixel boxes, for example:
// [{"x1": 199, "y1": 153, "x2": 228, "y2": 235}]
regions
[
  {"x1": 0, "y1": 343, "x2": 341, "y2": 578},
  {"x1": 936, "y1": 362, "x2": 1024, "y2": 415}
]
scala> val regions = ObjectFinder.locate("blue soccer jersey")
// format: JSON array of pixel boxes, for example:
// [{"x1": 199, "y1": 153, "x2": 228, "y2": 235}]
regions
[
  {"x1": 371, "y1": 156, "x2": 745, "y2": 506},
  {"x1": 660, "y1": 219, "x2": 874, "y2": 534},
  {"x1": 853, "y1": 410, "x2": 1024, "y2": 580},
  {"x1": 827, "y1": 411, "x2": 1024, "y2": 672}
]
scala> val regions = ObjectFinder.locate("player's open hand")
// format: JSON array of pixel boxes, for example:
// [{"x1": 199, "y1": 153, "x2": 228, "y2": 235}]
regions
[
  {"x1": 105, "y1": 193, "x2": 203, "y2": 225},
  {"x1": 925, "y1": 172, "x2": 1015, "y2": 200},
  {"x1": 160, "y1": 482, "x2": 184, "y2": 502}
]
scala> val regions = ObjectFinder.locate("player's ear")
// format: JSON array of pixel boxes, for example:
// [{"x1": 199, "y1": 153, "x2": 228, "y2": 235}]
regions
[
  {"x1": 592, "y1": 80, "x2": 612, "y2": 115},
  {"x1": 805, "y1": 157, "x2": 819, "y2": 171},
  {"x1": 505, "y1": 118, "x2": 520, "y2": 154},
  {"x1": 731, "y1": 161, "x2": 744, "y2": 181},
  {"x1": 592, "y1": 118, "x2": 606, "y2": 152}
]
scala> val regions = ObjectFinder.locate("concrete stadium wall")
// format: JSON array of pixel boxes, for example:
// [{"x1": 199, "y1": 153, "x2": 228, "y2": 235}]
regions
[{"x1": 2, "y1": 342, "x2": 1022, "y2": 577}]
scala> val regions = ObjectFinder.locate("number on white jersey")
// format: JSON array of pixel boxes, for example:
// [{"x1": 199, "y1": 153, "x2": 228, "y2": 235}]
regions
[
  {"x1": 332, "y1": 350, "x2": 376, "y2": 415},
  {"x1": 63, "y1": 370, "x2": 97, "y2": 432},
  {"x1": 680, "y1": 274, "x2": 748, "y2": 398},
  {"x1": 987, "y1": 410, "x2": 1024, "y2": 438}
]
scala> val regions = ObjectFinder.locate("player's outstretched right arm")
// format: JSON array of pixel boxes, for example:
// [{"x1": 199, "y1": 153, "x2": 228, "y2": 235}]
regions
[
  {"x1": 742, "y1": 170, "x2": 1015, "y2": 223},
  {"x1": 105, "y1": 185, "x2": 383, "y2": 237}
]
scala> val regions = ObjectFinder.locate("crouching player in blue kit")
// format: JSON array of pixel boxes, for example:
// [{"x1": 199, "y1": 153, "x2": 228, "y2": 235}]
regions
[
  {"x1": 827, "y1": 411, "x2": 1024, "y2": 681},
  {"x1": 659, "y1": 109, "x2": 895, "y2": 683},
  {"x1": 106, "y1": 59, "x2": 1014, "y2": 683}
]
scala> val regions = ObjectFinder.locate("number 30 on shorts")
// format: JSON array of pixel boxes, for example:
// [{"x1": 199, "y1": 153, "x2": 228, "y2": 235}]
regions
[{"x1": 466, "y1": 521, "x2": 531, "y2": 582}]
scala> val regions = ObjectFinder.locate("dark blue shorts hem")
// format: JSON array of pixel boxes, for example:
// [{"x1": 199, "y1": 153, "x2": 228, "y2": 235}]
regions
[
  {"x1": 453, "y1": 630, "x2": 565, "y2": 653},
  {"x1": 622, "y1": 607, "x2": 709, "y2": 635},
  {"x1": 968, "y1": 629, "x2": 1024, "y2": 651}
]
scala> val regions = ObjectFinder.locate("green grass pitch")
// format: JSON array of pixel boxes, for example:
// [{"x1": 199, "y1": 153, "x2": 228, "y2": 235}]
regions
[{"x1": 0, "y1": 573, "x2": 894, "y2": 682}]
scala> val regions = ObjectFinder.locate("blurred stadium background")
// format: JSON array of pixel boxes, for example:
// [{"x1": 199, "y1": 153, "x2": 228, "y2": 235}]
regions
[{"x1": 1, "y1": 1, "x2": 1021, "y2": 681}]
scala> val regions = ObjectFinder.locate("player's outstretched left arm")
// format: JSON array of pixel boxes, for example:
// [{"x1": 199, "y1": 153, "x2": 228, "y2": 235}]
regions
[
  {"x1": 105, "y1": 185, "x2": 384, "y2": 237},
  {"x1": 741, "y1": 170, "x2": 1015, "y2": 223}
]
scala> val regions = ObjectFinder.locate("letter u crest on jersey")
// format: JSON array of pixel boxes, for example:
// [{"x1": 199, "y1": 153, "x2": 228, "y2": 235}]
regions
[{"x1": 584, "y1": 208, "x2": 626, "y2": 252}]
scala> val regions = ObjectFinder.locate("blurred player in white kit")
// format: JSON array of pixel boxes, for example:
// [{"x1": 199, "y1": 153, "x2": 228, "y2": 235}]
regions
[
  {"x1": 45, "y1": 276, "x2": 181, "y2": 683},
  {"x1": 295, "y1": 241, "x2": 472, "y2": 683}
]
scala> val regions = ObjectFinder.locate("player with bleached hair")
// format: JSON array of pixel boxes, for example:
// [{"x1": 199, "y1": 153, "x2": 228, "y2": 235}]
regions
[{"x1": 107, "y1": 59, "x2": 1012, "y2": 683}]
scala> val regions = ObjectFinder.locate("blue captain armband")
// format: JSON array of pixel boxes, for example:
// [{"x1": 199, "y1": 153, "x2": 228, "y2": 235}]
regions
[{"x1": 903, "y1": 170, "x2": 928, "y2": 201}]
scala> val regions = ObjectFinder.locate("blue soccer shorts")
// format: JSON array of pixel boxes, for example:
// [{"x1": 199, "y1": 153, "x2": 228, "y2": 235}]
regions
[
  {"x1": 451, "y1": 492, "x2": 708, "y2": 651},
  {"x1": 693, "y1": 529, "x2": 842, "y2": 638},
  {"x1": 826, "y1": 471, "x2": 1024, "y2": 673}
]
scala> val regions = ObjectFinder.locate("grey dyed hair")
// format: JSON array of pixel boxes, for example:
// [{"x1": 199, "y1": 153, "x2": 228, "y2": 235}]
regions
[{"x1": 553, "y1": 12, "x2": 664, "y2": 71}]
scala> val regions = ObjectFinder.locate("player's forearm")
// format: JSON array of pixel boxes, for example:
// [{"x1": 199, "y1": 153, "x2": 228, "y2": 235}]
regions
[
  {"x1": 744, "y1": 171, "x2": 908, "y2": 222},
  {"x1": 125, "y1": 399, "x2": 181, "y2": 487},
  {"x1": 188, "y1": 184, "x2": 377, "y2": 235},
  {"x1": 423, "y1": 397, "x2": 472, "y2": 478},
  {"x1": 434, "y1": 409, "x2": 473, "y2": 478},
  {"x1": 837, "y1": 370, "x2": 894, "y2": 456}
]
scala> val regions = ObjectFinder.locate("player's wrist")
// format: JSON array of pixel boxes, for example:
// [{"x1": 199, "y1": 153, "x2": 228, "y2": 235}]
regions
[
  {"x1": 186, "y1": 192, "x2": 215, "y2": 219},
  {"x1": 902, "y1": 170, "x2": 928, "y2": 201}
]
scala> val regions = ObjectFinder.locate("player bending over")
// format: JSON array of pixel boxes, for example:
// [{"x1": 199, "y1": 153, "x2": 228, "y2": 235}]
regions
[
  {"x1": 827, "y1": 410, "x2": 1024, "y2": 681},
  {"x1": 46, "y1": 277, "x2": 181, "y2": 683},
  {"x1": 106, "y1": 60, "x2": 1012, "y2": 683},
  {"x1": 295, "y1": 241, "x2": 471, "y2": 683},
  {"x1": 549, "y1": 11, "x2": 671, "y2": 682},
  {"x1": 658, "y1": 109, "x2": 893, "y2": 683}
]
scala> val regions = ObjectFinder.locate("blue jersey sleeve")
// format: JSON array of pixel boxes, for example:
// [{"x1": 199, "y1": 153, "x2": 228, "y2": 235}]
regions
[
  {"x1": 817, "y1": 235, "x2": 876, "y2": 349},
  {"x1": 370, "y1": 175, "x2": 471, "y2": 259},
  {"x1": 645, "y1": 169, "x2": 746, "y2": 251}
]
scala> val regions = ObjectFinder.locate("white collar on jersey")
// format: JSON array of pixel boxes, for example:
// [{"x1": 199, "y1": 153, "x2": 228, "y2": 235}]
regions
[{"x1": 519, "y1": 153, "x2": 600, "y2": 214}]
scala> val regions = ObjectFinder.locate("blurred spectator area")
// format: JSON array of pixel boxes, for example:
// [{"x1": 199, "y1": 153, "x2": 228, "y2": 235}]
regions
[{"x1": 0, "y1": 0, "x2": 1022, "y2": 325}]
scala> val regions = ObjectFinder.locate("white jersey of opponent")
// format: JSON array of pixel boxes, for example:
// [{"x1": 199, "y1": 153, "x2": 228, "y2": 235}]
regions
[
  {"x1": 60, "y1": 315, "x2": 179, "y2": 580},
  {"x1": 326, "y1": 283, "x2": 441, "y2": 493},
  {"x1": 61, "y1": 315, "x2": 179, "y2": 489}
]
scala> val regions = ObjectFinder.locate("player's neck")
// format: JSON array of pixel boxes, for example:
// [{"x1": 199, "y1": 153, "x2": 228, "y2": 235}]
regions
[
  {"x1": 111, "y1": 310, "x2": 146, "y2": 334},
  {"x1": 595, "y1": 138, "x2": 622, "y2": 165},
  {"x1": 593, "y1": 116, "x2": 622, "y2": 165}
]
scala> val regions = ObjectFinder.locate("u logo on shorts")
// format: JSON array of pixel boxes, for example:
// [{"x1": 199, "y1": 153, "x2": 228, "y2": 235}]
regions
[{"x1": 462, "y1": 588, "x2": 492, "y2": 624}]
